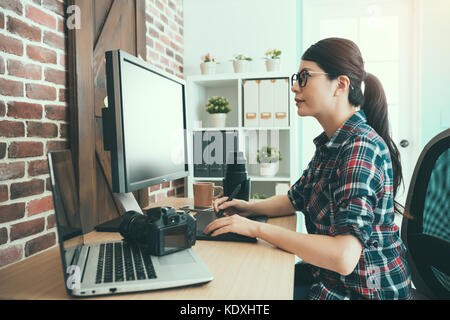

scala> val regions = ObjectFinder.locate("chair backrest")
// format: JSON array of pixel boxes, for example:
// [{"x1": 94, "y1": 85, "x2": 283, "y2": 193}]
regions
[{"x1": 401, "y1": 128, "x2": 450, "y2": 300}]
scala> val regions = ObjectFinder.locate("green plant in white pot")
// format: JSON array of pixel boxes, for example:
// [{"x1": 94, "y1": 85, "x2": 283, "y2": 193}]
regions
[
  {"x1": 256, "y1": 145, "x2": 282, "y2": 176},
  {"x1": 232, "y1": 54, "x2": 252, "y2": 73},
  {"x1": 206, "y1": 96, "x2": 231, "y2": 128},
  {"x1": 200, "y1": 53, "x2": 217, "y2": 75},
  {"x1": 264, "y1": 48, "x2": 282, "y2": 72}
]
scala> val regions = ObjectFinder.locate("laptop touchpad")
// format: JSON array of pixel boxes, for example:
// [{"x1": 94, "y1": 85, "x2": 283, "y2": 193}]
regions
[{"x1": 159, "y1": 250, "x2": 195, "y2": 265}]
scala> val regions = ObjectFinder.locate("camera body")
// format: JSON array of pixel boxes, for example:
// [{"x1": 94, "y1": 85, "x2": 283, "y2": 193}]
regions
[{"x1": 119, "y1": 206, "x2": 196, "y2": 256}]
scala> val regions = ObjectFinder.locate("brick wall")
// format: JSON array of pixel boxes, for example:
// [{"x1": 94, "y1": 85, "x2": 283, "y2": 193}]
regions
[
  {"x1": 145, "y1": 0, "x2": 185, "y2": 204},
  {"x1": 0, "y1": 0, "x2": 185, "y2": 270}
]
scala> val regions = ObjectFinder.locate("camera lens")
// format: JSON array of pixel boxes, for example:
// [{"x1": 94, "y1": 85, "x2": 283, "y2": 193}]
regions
[{"x1": 119, "y1": 211, "x2": 149, "y2": 246}]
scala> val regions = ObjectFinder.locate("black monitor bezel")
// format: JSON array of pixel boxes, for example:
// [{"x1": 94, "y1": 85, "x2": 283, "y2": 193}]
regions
[{"x1": 104, "y1": 50, "x2": 188, "y2": 194}]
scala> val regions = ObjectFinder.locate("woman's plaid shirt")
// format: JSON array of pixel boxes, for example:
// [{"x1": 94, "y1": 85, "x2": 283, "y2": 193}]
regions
[{"x1": 288, "y1": 111, "x2": 414, "y2": 300}]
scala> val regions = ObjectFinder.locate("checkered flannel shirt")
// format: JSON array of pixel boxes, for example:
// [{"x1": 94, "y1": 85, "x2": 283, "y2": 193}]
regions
[{"x1": 288, "y1": 111, "x2": 414, "y2": 300}]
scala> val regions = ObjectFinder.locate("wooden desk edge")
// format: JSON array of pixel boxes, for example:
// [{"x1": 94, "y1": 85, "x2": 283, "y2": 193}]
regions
[{"x1": 0, "y1": 197, "x2": 297, "y2": 300}]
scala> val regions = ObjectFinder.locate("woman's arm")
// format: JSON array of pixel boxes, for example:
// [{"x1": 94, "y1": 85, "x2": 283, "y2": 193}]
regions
[
  {"x1": 204, "y1": 213, "x2": 363, "y2": 276},
  {"x1": 257, "y1": 223, "x2": 363, "y2": 276},
  {"x1": 248, "y1": 195, "x2": 297, "y2": 217}
]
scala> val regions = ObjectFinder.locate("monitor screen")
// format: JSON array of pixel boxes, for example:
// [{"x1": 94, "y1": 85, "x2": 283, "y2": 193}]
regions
[{"x1": 103, "y1": 50, "x2": 188, "y2": 193}]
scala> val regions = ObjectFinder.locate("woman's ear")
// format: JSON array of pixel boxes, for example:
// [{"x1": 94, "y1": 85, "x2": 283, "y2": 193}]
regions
[{"x1": 333, "y1": 75, "x2": 351, "y2": 97}]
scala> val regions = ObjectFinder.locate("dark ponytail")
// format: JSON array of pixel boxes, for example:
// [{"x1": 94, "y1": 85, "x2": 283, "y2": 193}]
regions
[
  {"x1": 362, "y1": 73, "x2": 406, "y2": 217},
  {"x1": 302, "y1": 38, "x2": 408, "y2": 218}
]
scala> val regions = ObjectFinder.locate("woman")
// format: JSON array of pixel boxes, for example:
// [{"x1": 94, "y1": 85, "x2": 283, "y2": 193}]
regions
[{"x1": 204, "y1": 38, "x2": 414, "y2": 300}]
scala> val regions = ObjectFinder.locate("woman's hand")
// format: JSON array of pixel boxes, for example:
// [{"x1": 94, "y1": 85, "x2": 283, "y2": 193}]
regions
[
  {"x1": 203, "y1": 214, "x2": 261, "y2": 238},
  {"x1": 212, "y1": 196, "x2": 253, "y2": 217}
]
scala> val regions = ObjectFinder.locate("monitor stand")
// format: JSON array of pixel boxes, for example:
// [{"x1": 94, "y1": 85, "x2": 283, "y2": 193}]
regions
[{"x1": 94, "y1": 192, "x2": 144, "y2": 232}]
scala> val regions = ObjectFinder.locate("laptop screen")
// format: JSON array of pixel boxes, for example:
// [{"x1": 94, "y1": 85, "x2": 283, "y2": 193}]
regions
[{"x1": 48, "y1": 151, "x2": 84, "y2": 275}]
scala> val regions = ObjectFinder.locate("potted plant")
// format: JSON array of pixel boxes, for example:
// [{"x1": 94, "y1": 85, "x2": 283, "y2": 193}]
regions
[
  {"x1": 256, "y1": 145, "x2": 282, "y2": 176},
  {"x1": 200, "y1": 53, "x2": 217, "y2": 75},
  {"x1": 232, "y1": 54, "x2": 252, "y2": 73},
  {"x1": 206, "y1": 96, "x2": 231, "y2": 128},
  {"x1": 264, "y1": 49, "x2": 282, "y2": 72}
]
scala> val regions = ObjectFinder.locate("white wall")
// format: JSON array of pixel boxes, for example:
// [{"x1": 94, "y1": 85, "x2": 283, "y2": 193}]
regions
[{"x1": 183, "y1": 0, "x2": 299, "y2": 76}]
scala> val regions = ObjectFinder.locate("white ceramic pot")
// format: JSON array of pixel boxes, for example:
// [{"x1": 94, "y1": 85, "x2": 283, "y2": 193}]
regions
[
  {"x1": 265, "y1": 59, "x2": 280, "y2": 72},
  {"x1": 209, "y1": 113, "x2": 227, "y2": 128},
  {"x1": 200, "y1": 62, "x2": 217, "y2": 75},
  {"x1": 233, "y1": 60, "x2": 249, "y2": 73},
  {"x1": 259, "y1": 162, "x2": 279, "y2": 177}
]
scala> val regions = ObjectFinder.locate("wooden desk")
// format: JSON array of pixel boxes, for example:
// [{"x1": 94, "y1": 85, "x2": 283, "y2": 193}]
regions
[{"x1": 0, "y1": 198, "x2": 296, "y2": 300}]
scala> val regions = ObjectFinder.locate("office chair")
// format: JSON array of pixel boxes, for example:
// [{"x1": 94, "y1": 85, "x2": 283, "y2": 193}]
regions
[{"x1": 401, "y1": 128, "x2": 450, "y2": 300}]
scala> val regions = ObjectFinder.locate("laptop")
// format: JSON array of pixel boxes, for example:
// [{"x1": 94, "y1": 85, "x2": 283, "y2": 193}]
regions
[{"x1": 48, "y1": 150, "x2": 213, "y2": 297}]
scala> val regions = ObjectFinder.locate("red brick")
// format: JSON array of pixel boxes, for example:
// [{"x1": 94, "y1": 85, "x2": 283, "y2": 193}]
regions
[
  {"x1": 0, "y1": 12, "x2": 4, "y2": 29},
  {"x1": 58, "y1": 88, "x2": 66, "y2": 102},
  {"x1": 0, "y1": 120, "x2": 25, "y2": 137},
  {"x1": 0, "y1": 56, "x2": 4, "y2": 74},
  {"x1": 175, "y1": 54, "x2": 183, "y2": 64},
  {"x1": 25, "y1": 232, "x2": 55, "y2": 257},
  {"x1": 45, "y1": 177, "x2": 51, "y2": 191},
  {"x1": 46, "y1": 140, "x2": 69, "y2": 152},
  {"x1": 7, "y1": 101, "x2": 43, "y2": 119},
  {"x1": 26, "y1": 83, "x2": 56, "y2": 101},
  {"x1": 0, "y1": 185, "x2": 7, "y2": 202},
  {"x1": 8, "y1": 141, "x2": 43, "y2": 158},
  {"x1": 0, "y1": 33, "x2": 23, "y2": 56},
  {"x1": 0, "y1": 162, "x2": 25, "y2": 181},
  {"x1": 27, "y1": 121, "x2": 58, "y2": 138},
  {"x1": 27, "y1": 195, "x2": 53, "y2": 216},
  {"x1": 0, "y1": 78, "x2": 24, "y2": 97},
  {"x1": 10, "y1": 217, "x2": 45, "y2": 241},
  {"x1": 59, "y1": 123, "x2": 69, "y2": 138},
  {"x1": 0, "y1": 227, "x2": 7, "y2": 245},
  {"x1": 43, "y1": 30, "x2": 64, "y2": 50},
  {"x1": 26, "y1": 4, "x2": 57, "y2": 29},
  {"x1": 45, "y1": 105, "x2": 68, "y2": 121},
  {"x1": 7, "y1": 59, "x2": 42, "y2": 80},
  {"x1": 0, "y1": 143, "x2": 5, "y2": 159},
  {"x1": 44, "y1": 67, "x2": 65, "y2": 85},
  {"x1": 57, "y1": 17, "x2": 64, "y2": 33},
  {"x1": 42, "y1": 0, "x2": 64, "y2": 16},
  {"x1": 10, "y1": 179, "x2": 45, "y2": 200},
  {"x1": 46, "y1": 213, "x2": 56, "y2": 229},
  {"x1": 28, "y1": 159, "x2": 50, "y2": 176},
  {"x1": 0, "y1": 244, "x2": 23, "y2": 268},
  {"x1": 0, "y1": 101, "x2": 4, "y2": 116},
  {"x1": 0, "y1": 202, "x2": 25, "y2": 223},
  {"x1": 59, "y1": 53, "x2": 66, "y2": 68},
  {"x1": 27, "y1": 44, "x2": 57, "y2": 64},
  {"x1": 150, "y1": 184, "x2": 160, "y2": 192},
  {"x1": 7, "y1": 16, "x2": 41, "y2": 42},
  {"x1": 0, "y1": 0, "x2": 23, "y2": 15}
]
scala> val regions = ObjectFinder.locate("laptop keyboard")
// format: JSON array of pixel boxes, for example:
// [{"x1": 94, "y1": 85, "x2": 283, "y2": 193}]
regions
[{"x1": 95, "y1": 242, "x2": 156, "y2": 284}]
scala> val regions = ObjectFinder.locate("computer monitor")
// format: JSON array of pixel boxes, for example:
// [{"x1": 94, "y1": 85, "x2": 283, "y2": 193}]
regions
[{"x1": 102, "y1": 50, "x2": 188, "y2": 194}]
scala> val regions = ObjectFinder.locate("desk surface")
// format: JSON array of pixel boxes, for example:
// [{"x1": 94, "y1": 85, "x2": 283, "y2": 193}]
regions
[{"x1": 0, "y1": 197, "x2": 296, "y2": 300}]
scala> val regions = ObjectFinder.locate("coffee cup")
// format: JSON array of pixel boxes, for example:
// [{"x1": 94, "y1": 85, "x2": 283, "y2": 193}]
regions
[{"x1": 193, "y1": 182, "x2": 224, "y2": 208}]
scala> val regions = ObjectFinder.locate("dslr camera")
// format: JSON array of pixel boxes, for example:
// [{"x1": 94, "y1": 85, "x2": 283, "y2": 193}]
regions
[{"x1": 119, "y1": 206, "x2": 196, "y2": 256}]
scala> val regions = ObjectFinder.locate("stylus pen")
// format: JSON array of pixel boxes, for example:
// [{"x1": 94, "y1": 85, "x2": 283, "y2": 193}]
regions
[{"x1": 217, "y1": 183, "x2": 242, "y2": 217}]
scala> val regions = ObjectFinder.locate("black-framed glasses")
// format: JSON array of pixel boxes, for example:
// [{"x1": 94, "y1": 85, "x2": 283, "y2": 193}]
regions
[{"x1": 291, "y1": 69, "x2": 330, "y2": 87}]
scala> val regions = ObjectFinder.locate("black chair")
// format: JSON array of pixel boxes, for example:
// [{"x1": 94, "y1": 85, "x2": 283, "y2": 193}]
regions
[{"x1": 401, "y1": 128, "x2": 450, "y2": 300}]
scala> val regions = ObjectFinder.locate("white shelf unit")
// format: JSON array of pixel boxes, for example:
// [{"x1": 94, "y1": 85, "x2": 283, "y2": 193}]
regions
[{"x1": 185, "y1": 72, "x2": 300, "y2": 200}]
